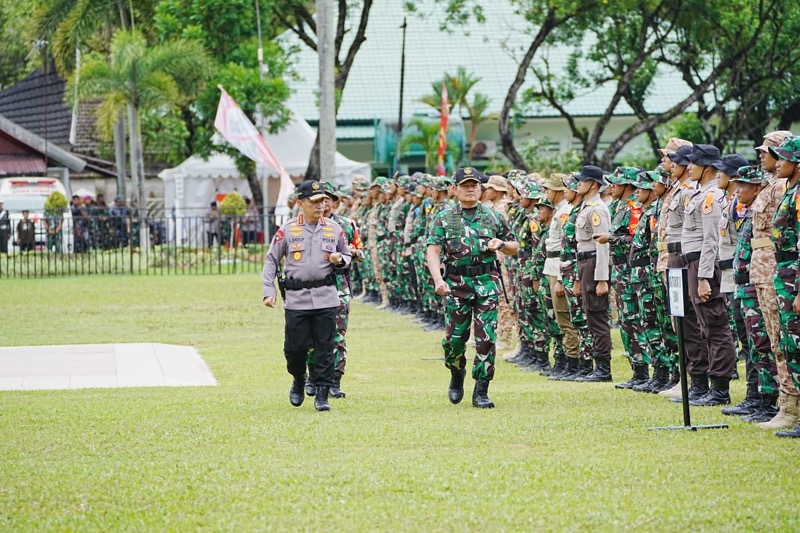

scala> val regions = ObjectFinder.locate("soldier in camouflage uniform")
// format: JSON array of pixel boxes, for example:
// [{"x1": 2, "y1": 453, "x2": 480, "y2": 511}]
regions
[
  {"x1": 426, "y1": 167, "x2": 518, "y2": 408},
  {"x1": 391, "y1": 176, "x2": 414, "y2": 311},
  {"x1": 423, "y1": 177, "x2": 453, "y2": 330},
  {"x1": 556, "y1": 174, "x2": 595, "y2": 381},
  {"x1": 411, "y1": 178, "x2": 436, "y2": 325},
  {"x1": 726, "y1": 166, "x2": 781, "y2": 423},
  {"x1": 768, "y1": 136, "x2": 800, "y2": 438}
]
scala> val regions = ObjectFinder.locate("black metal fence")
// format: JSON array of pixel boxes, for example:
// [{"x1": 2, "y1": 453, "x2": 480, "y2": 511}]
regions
[{"x1": 0, "y1": 213, "x2": 279, "y2": 278}]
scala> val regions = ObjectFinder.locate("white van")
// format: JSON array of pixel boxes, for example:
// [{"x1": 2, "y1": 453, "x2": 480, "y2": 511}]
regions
[{"x1": 0, "y1": 177, "x2": 74, "y2": 253}]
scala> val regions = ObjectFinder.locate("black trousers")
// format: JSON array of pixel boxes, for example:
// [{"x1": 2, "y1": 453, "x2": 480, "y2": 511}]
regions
[
  {"x1": 284, "y1": 307, "x2": 337, "y2": 387},
  {"x1": 668, "y1": 252, "x2": 709, "y2": 375},
  {"x1": 687, "y1": 260, "x2": 736, "y2": 379},
  {"x1": 578, "y1": 256, "x2": 612, "y2": 360}
]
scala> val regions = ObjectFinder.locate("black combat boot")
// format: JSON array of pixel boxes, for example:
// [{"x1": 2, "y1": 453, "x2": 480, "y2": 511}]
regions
[
  {"x1": 578, "y1": 358, "x2": 612, "y2": 382},
  {"x1": 721, "y1": 384, "x2": 760, "y2": 416},
  {"x1": 543, "y1": 352, "x2": 566, "y2": 377},
  {"x1": 505, "y1": 342, "x2": 529, "y2": 363},
  {"x1": 472, "y1": 379, "x2": 495, "y2": 408},
  {"x1": 305, "y1": 366, "x2": 316, "y2": 397},
  {"x1": 740, "y1": 394, "x2": 779, "y2": 422},
  {"x1": 563, "y1": 358, "x2": 590, "y2": 381},
  {"x1": 690, "y1": 376, "x2": 731, "y2": 406},
  {"x1": 448, "y1": 367, "x2": 467, "y2": 404},
  {"x1": 550, "y1": 357, "x2": 578, "y2": 380},
  {"x1": 314, "y1": 386, "x2": 331, "y2": 411},
  {"x1": 289, "y1": 374, "x2": 306, "y2": 407},
  {"x1": 514, "y1": 346, "x2": 537, "y2": 368},
  {"x1": 532, "y1": 351, "x2": 551, "y2": 373},
  {"x1": 775, "y1": 424, "x2": 800, "y2": 438},
  {"x1": 616, "y1": 363, "x2": 649, "y2": 390},
  {"x1": 330, "y1": 371, "x2": 346, "y2": 399},
  {"x1": 648, "y1": 365, "x2": 673, "y2": 393},
  {"x1": 670, "y1": 374, "x2": 709, "y2": 403}
]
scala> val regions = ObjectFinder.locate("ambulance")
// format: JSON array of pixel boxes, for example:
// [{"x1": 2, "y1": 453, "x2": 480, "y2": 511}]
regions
[{"x1": 0, "y1": 177, "x2": 73, "y2": 253}]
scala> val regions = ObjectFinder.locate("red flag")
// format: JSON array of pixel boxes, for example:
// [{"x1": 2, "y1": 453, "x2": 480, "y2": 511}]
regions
[{"x1": 436, "y1": 84, "x2": 449, "y2": 176}]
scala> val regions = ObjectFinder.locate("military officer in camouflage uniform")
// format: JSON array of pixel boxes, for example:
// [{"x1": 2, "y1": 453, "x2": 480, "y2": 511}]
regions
[
  {"x1": 426, "y1": 167, "x2": 518, "y2": 408},
  {"x1": 262, "y1": 180, "x2": 352, "y2": 412},
  {"x1": 680, "y1": 144, "x2": 736, "y2": 406},
  {"x1": 574, "y1": 166, "x2": 613, "y2": 382},
  {"x1": 768, "y1": 136, "x2": 800, "y2": 438}
]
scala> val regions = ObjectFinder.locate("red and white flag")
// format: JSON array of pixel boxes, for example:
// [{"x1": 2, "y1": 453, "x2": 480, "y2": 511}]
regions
[
  {"x1": 436, "y1": 83, "x2": 449, "y2": 176},
  {"x1": 214, "y1": 85, "x2": 294, "y2": 207}
]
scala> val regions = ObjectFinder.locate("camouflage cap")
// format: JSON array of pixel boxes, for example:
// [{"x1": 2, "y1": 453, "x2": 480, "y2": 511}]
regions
[
  {"x1": 756, "y1": 130, "x2": 793, "y2": 152},
  {"x1": 431, "y1": 176, "x2": 452, "y2": 191},
  {"x1": 658, "y1": 137, "x2": 693, "y2": 156},
  {"x1": 634, "y1": 171, "x2": 659, "y2": 191},
  {"x1": 534, "y1": 198, "x2": 555, "y2": 210},
  {"x1": 562, "y1": 173, "x2": 580, "y2": 192},
  {"x1": 505, "y1": 169, "x2": 527, "y2": 182},
  {"x1": 412, "y1": 184, "x2": 426, "y2": 198},
  {"x1": 371, "y1": 176, "x2": 389, "y2": 188},
  {"x1": 321, "y1": 181, "x2": 339, "y2": 199},
  {"x1": 769, "y1": 136, "x2": 800, "y2": 163},
  {"x1": 542, "y1": 173, "x2": 567, "y2": 191},
  {"x1": 486, "y1": 175, "x2": 509, "y2": 192},
  {"x1": 613, "y1": 166, "x2": 642, "y2": 186},
  {"x1": 521, "y1": 181, "x2": 543, "y2": 200},
  {"x1": 731, "y1": 165, "x2": 767, "y2": 185}
]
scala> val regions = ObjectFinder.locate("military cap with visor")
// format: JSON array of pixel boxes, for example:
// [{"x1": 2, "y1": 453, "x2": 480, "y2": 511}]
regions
[
  {"x1": 296, "y1": 180, "x2": 328, "y2": 201},
  {"x1": 613, "y1": 166, "x2": 642, "y2": 186},
  {"x1": 731, "y1": 165, "x2": 767, "y2": 185},
  {"x1": 454, "y1": 166, "x2": 483, "y2": 185},
  {"x1": 321, "y1": 181, "x2": 339, "y2": 199},
  {"x1": 768, "y1": 136, "x2": 800, "y2": 163}
]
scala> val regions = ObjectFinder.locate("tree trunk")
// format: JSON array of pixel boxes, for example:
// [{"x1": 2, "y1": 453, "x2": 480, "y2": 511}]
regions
[
  {"x1": 127, "y1": 104, "x2": 139, "y2": 203},
  {"x1": 114, "y1": 114, "x2": 127, "y2": 199},
  {"x1": 245, "y1": 170, "x2": 264, "y2": 207},
  {"x1": 132, "y1": 106, "x2": 148, "y2": 251},
  {"x1": 305, "y1": 135, "x2": 321, "y2": 182}
]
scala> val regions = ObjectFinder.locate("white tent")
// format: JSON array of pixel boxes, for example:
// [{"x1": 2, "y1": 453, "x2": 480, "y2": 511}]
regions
[{"x1": 157, "y1": 107, "x2": 371, "y2": 245}]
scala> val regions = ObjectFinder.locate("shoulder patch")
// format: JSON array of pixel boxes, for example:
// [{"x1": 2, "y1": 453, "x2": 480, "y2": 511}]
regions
[
  {"x1": 683, "y1": 195, "x2": 691, "y2": 209},
  {"x1": 701, "y1": 192, "x2": 714, "y2": 215},
  {"x1": 591, "y1": 212, "x2": 601, "y2": 227},
  {"x1": 272, "y1": 229, "x2": 284, "y2": 243},
  {"x1": 796, "y1": 195, "x2": 800, "y2": 222},
  {"x1": 530, "y1": 220, "x2": 539, "y2": 233}
]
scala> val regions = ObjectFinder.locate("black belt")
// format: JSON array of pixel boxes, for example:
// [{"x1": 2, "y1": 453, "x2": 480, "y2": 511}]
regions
[
  {"x1": 718, "y1": 258, "x2": 734, "y2": 270},
  {"x1": 547, "y1": 251, "x2": 561, "y2": 258},
  {"x1": 560, "y1": 253, "x2": 575, "y2": 262},
  {"x1": 613, "y1": 256, "x2": 628, "y2": 266},
  {"x1": 577, "y1": 251, "x2": 597, "y2": 261},
  {"x1": 775, "y1": 250, "x2": 799, "y2": 264},
  {"x1": 681, "y1": 251, "x2": 701, "y2": 265},
  {"x1": 668, "y1": 242, "x2": 682, "y2": 253},
  {"x1": 284, "y1": 274, "x2": 335, "y2": 290},
  {"x1": 734, "y1": 272, "x2": 750, "y2": 284},
  {"x1": 448, "y1": 262, "x2": 495, "y2": 277},
  {"x1": 630, "y1": 256, "x2": 651, "y2": 267}
]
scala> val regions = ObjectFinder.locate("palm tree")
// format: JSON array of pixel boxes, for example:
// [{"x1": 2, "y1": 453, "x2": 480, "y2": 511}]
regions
[
  {"x1": 399, "y1": 117, "x2": 462, "y2": 174},
  {"x1": 70, "y1": 28, "x2": 211, "y2": 247},
  {"x1": 417, "y1": 67, "x2": 481, "y2": 117},
  {"x1": 464, "y1": 92, "x2": 496, "y2": 161}
]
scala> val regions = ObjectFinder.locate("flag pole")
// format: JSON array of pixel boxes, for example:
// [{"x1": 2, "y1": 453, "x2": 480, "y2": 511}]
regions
[{"x1": 255, "y1": 0, "x2": 270, "y2": 242}]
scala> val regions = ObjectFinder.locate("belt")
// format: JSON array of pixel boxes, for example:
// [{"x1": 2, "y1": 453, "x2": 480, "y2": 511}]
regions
[
  {"x1": 718, "y1": 258, "x2": 734, "y2": 270},
  {"x1": 668, "y1": 242, "x2": 682, "y2": 253},
  {"x1": 577, "y1": 251, "x2": 597, "y2": 261},
  {"x1": 448, "y1": 262, "x2": 495, "y2": 277},
  {"x1": 630, "y1": 256, "x2": 651, "y2": 267},
  {"x1": 284, "y1": 274, "x2": 336, "y2": 290},
  {"x1": 560, "y1": 253, "x2": 575, "y2": 262},
  {"x1": 681, "y1": 251, "x2": 701, "y2": 265},
  {"x1": 613, "y1": 256, "x2": 628, "y2": 266},
  {"x1": 547, "y1": 250, "x2": 561, "y2": 258},
  {"x1": 751, "y1": 237, "x2": 772, "y2": 249},
  {"x1": 775, "y1": 250, "x2": 799, "y2": 264},
  {"x1": 657, "y1": 242, "x2": 667, "y2": 252},
  {"x1": 734, "y1": 272, "x2": 750, "y2": 284}
]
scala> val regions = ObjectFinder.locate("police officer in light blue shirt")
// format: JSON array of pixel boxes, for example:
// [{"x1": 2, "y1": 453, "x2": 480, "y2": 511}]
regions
[{"x1": 262, "y1": 180, "x2": 351, "y2": 411}]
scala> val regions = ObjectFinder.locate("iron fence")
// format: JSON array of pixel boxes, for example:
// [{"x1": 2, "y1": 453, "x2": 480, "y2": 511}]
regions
[{"x1": 0, "y1": 212, "x2": 279, "y2": 278}]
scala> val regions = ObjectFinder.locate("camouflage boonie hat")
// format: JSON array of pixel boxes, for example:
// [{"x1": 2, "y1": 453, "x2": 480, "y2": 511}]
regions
[
  {"x1": 634, "y1": 171, "x2": 659, "y2": 191},
  {"x1": 562, "y1": 173, "x2": 580, "y2": 192},
  {"x1": 731, "y1": 165, "x2": 767, "y2": 185},
  {"x1": 371, "y1": 176, "x2": 389, "y2": 188},
  {"x1": 521, "y1": 181, "x2": 543, "y2": 200},
  {"x1": 542, "y1": 173, "x2": 567, "y2": 191},
  {"x1": 613, "y1": 166, "x2": 641, "y2": 186},
  {"x1": 534, "y1": 198, "x2": 555, "y2": 210},
  {"x1": 486, "y1": 175, "x2": 509, "y2": 192},
  {"x1": 769, "y1": 136, "x2": 800, "y2": 163},
  {"x1": 658, "y1": 137, "x2": 692, "y2": 156},
  {"x1": 756, "y1": 130, "x2": 793, "y2": 152},
  {"x1": 505, "y1": 169, "x2": 527, "y2": 182}
]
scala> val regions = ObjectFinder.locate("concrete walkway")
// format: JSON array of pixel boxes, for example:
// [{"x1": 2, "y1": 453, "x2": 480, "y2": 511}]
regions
[{"x1": 0, "y1": 343, "x2": 217, "y2": 391}]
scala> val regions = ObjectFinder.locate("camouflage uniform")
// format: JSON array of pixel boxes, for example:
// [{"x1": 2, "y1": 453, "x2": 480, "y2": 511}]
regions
[
  {"x1": 427, "y1": 202, "x2": 513, "y2": 381},
  {"x1": 562, "y1": 203, "x2": 594, "y2": 363}
]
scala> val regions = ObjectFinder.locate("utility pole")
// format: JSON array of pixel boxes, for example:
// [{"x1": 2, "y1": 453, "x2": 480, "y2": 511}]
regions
[
  {"x1": 317, "y1": 0, "x2": 336, "y2": 183},
  {"x1": 395, "y1": 17, "x2": 407, "y2": 175},
  {"x1": 255, "y1": 0, "x2": 270, "y2": 241}
]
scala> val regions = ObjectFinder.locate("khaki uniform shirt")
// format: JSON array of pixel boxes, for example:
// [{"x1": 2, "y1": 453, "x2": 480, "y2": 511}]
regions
[
  {"x1": 575, "y1": 192, "x2": 611, "y2": 281},
  {"x1": 749, "y1": 176, "x2": 786, "y2": 284},
  {"x1": 682, "y1": 179, "x2": 724, "y2": 279}
]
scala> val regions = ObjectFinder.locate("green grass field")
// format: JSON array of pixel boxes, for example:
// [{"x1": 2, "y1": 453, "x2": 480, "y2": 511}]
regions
[{"x1": 1, "y1": 275, "x2": 797, "y2": 531}]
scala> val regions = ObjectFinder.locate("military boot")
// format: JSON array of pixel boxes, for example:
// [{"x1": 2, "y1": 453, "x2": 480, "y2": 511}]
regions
[
  {"x1": 532, "y1": 351, "x2": 552, "y2": 373},
  {"x1": 690, "y1": 376, "x2": 731, "y2": 406},
  {"x1": 314, "y1": 386, "x2": 331, "y2": 411},
  {"x1": 472, "y1": 379, "x2": 495, "y2": 409},
  {"x1": 289, "y1": 374, "x2": 306, "y2": 407},
  {"x1": 721, "y1": 384, "x2": 760, "y2": 416},
  {"x1": 775, "y1": 423, "x2": 800, "y2": 438},
  {"x1": 577, "y1": 358, "x2": 612, "y2": 382},
  {"x1": 448, "y1": 367, "x2": 467, "y2": 404},
  {"x1": 669, "y1": 374, "x2": 708, "y2": 403},
  {"x1": 615, "y1": 363, "x2": 649, "y2": 390},
  {"x1": 504, "y1": 342, "x2": 528, "y2": 363},
  {"x1": 633, "y1": 364, "x2": 667, "y2": 393},
  {"x1": 550, "y1": 357, "x2": 578, "y2": 380},
  {"x1": 514, "y1": 347, "x2": 538, "y2": 368},
  {"x1": 658, "y1": 373, "x2": 683, "y2": 398},
  {"x1": 544, "y1": 352, "x2": 566, "y2": 377},
  {"x1": 648, "y1": 365, "x2": 674, "y2": 393},
  {"x1": 305, "y1": 368, "x2": 316, "y2": 397},
  {"x1": 741, "y1": 394, "x2": 779, "y2": 422},
  {"x1": 564, "y1": 358, "x2": 591, "y2": 381},
  {"x1": 758, "y1": 394, "x2": 800, "y2": 429},
  {"x1": 330, "y1": 371, "x2": 346, "y2": 399}
]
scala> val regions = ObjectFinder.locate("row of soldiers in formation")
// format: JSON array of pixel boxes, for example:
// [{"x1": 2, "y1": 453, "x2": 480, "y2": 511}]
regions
[{"x1": 294, "y1": 130, "x2": 800, "y2": 437}]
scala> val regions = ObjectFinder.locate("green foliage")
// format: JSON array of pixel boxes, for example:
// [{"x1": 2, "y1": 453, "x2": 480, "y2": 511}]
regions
[
  {"x1": 43, "y1": 191, "x2": 68, "y2": 214},
  {"x1": 661, "y1": 113, "x2": 708, "y2": 146},
  {"x1": 520, "y1": 137, "x2": 582, "y2": 175},
  {"x1": 0, "y1": 0, "x2": 33, "y2": 88},
  {"x1": 140, "y1": 107, "x2": 191, "y2": 166},
  {"x1": 399, "y1": 117, "x2": 461, "y2": 173},
  {"x1": 219, "y1": 191, "x2": 246, "y2": 216}
]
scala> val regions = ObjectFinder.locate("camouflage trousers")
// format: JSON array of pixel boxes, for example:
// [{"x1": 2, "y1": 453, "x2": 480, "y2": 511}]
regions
[
  {"x1": 416, "y1": 243, "x2": 437, "y2": 314},
  {"x1": 516, "y1": 272, "x2": 537, "y2": 345},
  {"x1": 561, "y1": 259, "x2": 593, "y2": 360},
  {"x1": 773, "y1": 262, "x2": 800, "y2": 394},
  {"x1": 306, "y1": 294, "x2": 351, "y2": 379},
  {"x1": 361, "y1": 239, "x2": 378, "y2": 293},
  {"x1": 539, "y1": 271, "x2": 566, "y2": 359},
  {"x1": 754, "y1": 280, "x2": 799, "y2": 397},
  {"x1": 735, "y1": 283, "x2": 778, "y2": 396},
  {"x1": 496, "y1": 257, "x2": 517, "y2": 344},
  {"x1": 614, "y1": 264, "x2": 643, "y2": 364},
  {"x1": 376, "y1": 238, "x2": 392, "y2": 300},
  {"x1": 631, "y1": 266, "x2": 668, "y2": 368},
  {"x1": 654, "y1": 271, "x2": 679, "y2": 370},
  {"x1": 442, "y1": 292, "x2": 499, "y2": 381}
]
